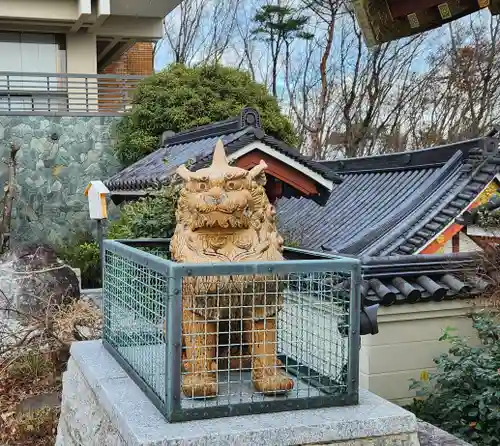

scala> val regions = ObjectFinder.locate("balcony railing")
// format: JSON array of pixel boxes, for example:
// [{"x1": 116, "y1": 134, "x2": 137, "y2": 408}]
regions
[{"x1": 0, "y1": 72, "x2": 144, "y2": 116}]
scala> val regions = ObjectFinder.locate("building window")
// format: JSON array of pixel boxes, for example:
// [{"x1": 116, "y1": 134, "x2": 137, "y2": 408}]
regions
[
  {"x1": 0, "y1": 32, "x2": 66, "y2": 73},
  {"x1": 0, "y1": 32, "x2": 67, "y2": 112}
]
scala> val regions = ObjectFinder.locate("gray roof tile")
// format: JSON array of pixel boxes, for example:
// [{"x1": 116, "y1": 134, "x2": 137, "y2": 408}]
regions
[
  {"x1": 105, "y1": 108, "x2": 340, "y2": 194},
  {"x1": 106, "y1": 131, "x2": 248, "y2": 190},
  {"x1": 277, "y1": 136, "x2": 500, "y2": 256},
  {"x1": 356, "y1": 252, "x2": 487, "y2": 306}
]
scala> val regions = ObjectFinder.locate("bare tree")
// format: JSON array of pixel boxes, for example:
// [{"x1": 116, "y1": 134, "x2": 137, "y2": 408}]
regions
[
  {"x1": 284, "y1": 0, "x2": 341, "y2": 159},
  {"x1": 156, "y1": 0, "x2": 241, "y2": 66},
  {"x1": 0, "y1": 142, "x2": 19, "y2": 254},
  {"x1": 198, "y1": 0, "x2": 241, "y2": 64},
  {"x1": 157, "y1": 0, "x2": 205, "y2": 64},
  {"x1": 335, "y1": 9, "x2": 427, "y2": 158},
  {"x1": 408, "y1": 15, "x2": 500, "y2": 144},
  {"x1": 153, "y1": 1, "x2": 500, "y2": 158},
  {"x1": 284, "y1": 3, "x2": 425, "y2": 159}
]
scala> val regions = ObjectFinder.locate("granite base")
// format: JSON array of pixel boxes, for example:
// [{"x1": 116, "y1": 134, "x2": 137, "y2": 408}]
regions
[{"x1": 56, "y1": 340, "x2": 420, "y2": 446}]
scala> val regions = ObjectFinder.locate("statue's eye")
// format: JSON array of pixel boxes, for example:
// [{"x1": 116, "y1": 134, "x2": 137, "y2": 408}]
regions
[
  {"x1": 226, "y1": 181, "x2": 235, "y2": 190},
  {"x1": 198, "y1": 182, "x2": 207, "y2": 191}
]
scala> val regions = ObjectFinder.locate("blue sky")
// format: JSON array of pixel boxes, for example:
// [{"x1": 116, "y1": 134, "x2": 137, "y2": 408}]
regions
[{"x1": 153, "y1": 5, "x2": 487, "y2": 80}]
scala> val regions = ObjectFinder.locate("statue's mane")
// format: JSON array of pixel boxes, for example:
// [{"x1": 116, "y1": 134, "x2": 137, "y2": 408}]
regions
[{"x1": 171, "y1": 178, "x2": 284, "y2": 264}]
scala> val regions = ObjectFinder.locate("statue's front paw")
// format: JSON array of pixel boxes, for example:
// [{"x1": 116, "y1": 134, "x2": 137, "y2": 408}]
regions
[
  {"x1": 252, "y1": 367, "x2": 294, "y2": 395},
  {"x1": 182, "y1": 373, "x2": 218, "y2": 399}
]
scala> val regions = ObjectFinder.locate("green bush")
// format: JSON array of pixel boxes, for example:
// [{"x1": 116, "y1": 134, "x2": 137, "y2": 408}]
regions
[
  {"x1": 106, "y1": 186, "x2": 180, "y2": 239},
  {"x1": 114, "y1": 63, "x2": 298, "y2": 165},
  {"x1": 57, "y1": 187, "x2": 179, "y2": 289},
  {"x1": 57, "y1": 233, "x2": 101, "y2": 289},
  {"x1": 406, "y1": 312, "x2": 500, "y2": 445}
]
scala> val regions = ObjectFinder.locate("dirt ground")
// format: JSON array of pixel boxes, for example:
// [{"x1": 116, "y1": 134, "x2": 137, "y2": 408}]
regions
[
  {"x1": 0, "y1": 299, "x2": 101, "y2": 446},
  {"x1": 0, "y1": 351, "x2": 62, "y2": 446}
]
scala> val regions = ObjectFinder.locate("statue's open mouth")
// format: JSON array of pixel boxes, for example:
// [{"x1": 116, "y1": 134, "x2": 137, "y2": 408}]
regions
[{"x1": 191, "y1": 209, "x2": 251, "y2": 231}]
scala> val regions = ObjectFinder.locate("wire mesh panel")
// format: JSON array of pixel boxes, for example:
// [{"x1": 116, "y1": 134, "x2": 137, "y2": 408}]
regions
[
  {"x1": 102, "y1": 239, "x2": 361, "y2": 422},
  {"x1": 102, "y1": 242, "x2": 170, "y2": 405}
]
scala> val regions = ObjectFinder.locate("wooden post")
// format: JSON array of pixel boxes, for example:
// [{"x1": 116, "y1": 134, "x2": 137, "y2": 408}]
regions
[
  {"x1": 452, "y1": 232, "x2": 460, "y2": 253},
  {"x1": 97, "y1": 218, "x2": 104, "y2": 306}
]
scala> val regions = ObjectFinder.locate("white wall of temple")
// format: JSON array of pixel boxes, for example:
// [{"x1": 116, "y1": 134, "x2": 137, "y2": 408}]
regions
[
  {"x1": 359, "y1": 300, "x2": 481, "y2": 406},
  {"x1": 441, "y1": 231, "x2": 482, "y2": 254}
]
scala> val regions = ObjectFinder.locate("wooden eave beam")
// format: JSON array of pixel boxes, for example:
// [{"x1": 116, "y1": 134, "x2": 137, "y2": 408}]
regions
[
  {"x1": 387, "y1": 0, "x2": 449, "y2": 18},
  {"x1": 235, "y1": 151, "x2": 319, "y2": 197}
]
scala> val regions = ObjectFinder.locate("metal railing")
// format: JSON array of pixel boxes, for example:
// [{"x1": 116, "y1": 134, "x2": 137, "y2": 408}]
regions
[
  {"x1": 102, "y1": 238, "x2": 362, "y2": 422},
  {"x1": 0, "y1": 71, "x2": 144, "y2": 116}
]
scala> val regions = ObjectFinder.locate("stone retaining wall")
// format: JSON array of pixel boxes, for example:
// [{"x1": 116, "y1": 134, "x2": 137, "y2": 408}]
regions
[
  {"x1": 0, "y1": 115, "x2": 122, "y2": 246},
  {"x1": 56, "y1": 340, "x2": 421, "y2": 446},
  {"x1": 56, "y1": 358, "x2": 126, "y2": 446}
]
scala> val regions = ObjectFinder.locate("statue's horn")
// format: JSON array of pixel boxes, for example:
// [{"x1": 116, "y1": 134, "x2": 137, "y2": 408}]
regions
[
  {"x1": 212, "y1": 139, "x2": 229, "y2": 167},
  {"x1": 249, "y1": 160, "x2": 268, "y2": 178}
]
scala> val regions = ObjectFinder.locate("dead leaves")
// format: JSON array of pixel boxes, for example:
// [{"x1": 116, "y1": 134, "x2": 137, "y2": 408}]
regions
[
  {"x1": 0, "y1": 353, "x2": 61, "y2": 445},
  {"x1": 0, "y1": 298, "x2": 102, "y2": 445}
]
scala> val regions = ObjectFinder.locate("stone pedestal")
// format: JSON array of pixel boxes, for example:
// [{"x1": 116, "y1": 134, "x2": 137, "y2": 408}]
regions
[{"x1": 56, "y1": 340, "x2": 420, "y2": 446}]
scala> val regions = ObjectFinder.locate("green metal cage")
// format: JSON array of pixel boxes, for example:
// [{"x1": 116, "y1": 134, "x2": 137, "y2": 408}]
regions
[{"x1": 102, "y1": 238, "x2": 362, "y2": 422}]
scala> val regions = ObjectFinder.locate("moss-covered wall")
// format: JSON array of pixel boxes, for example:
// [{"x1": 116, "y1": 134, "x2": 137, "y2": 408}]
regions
[{"x1": 0, "y1": 115, "x2": 122, "y2": 247}]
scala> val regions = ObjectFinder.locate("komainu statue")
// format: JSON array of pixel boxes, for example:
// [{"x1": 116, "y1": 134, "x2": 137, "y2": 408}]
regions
[{"x1": 170, "y1": 139, "x2": 294, "y2": 398}]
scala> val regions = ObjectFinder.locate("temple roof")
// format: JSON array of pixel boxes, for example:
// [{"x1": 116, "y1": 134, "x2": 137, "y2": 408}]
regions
[
  {"x1": 277, "y1": 135, "x2": 500, "y2": 256},
  {"x1": 105, "y1": 108, "x2": 340, "y2": 202},
  {"x1": 285, "y1": 248, "x2": 490, "y2": 306},
  {"x1": 357, "y1": 252, "x2": 489, "y2": 306}
]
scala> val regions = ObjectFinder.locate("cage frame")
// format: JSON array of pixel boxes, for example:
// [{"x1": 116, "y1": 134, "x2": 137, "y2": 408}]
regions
[{"x1": 102, "y1": 238, "x2": 362, "y2": 422}]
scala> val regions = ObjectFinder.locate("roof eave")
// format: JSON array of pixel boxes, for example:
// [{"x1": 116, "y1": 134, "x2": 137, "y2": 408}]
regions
[
  {"x1": 323, "y1": 137, "x2": 486, "y2": 174},
  {"x1": 226, "y1": 140, "x2": 337, "y2": 192}
]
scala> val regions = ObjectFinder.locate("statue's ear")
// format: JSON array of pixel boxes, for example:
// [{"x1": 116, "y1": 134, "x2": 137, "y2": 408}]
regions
[
  {"x1": 249, "y1": 160, "x2": 267, "y2": 185},
  {"x1": 176, "y1": 165, "x2": 191, "y2": 182}
]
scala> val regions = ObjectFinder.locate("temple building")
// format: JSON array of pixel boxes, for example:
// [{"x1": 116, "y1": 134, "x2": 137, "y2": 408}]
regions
[
  {"x1": 105, "y1": 108, "x2": 499, "y2": 404},
  {"x1": 277, "y1": 133, "x2": 500, "y2": 256},
  {"x1": 105, "y1": 107, "x2": 340, "y2": 206}
]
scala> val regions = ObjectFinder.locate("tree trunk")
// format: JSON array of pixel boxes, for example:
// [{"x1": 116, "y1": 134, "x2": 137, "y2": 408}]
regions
[{"x1": 0, "y1": 142, "x2": 20, "y2": 254}]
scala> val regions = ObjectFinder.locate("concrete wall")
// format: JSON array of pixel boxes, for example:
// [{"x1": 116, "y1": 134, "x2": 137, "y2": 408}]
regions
[
  {"x1": 0, "y1": 115, "x2": 122, "y2": 247},
  {"x1": 109, "y1": 0, "x2": 180, "y2": 18},
  {"x1": 0, "y1": 0, "x2": 177, "y2": 23},
  {"x1": 0, "y1": 0, "x2": 176, "y2": 40},
  {"x1": 0, "y1": 0, "x2": 78, "y2": 22},
  {"x1": 66, "y1": 33, "x2": 98, "y2": 110},
  {"x1": 359, "y1": 300, "x2": 480, "y2": 406},
  {"x1": 441, "y1": 231, "x2": 482, "y2": 254},
  {"x1": 66, "y1": 33, "x2": 97, "y2": 74}
]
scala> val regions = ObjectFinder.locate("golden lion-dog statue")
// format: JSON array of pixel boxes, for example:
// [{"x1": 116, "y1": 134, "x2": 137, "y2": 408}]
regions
[{"x1": 170, "y1": 139, "x2": 294, "y2": 398}]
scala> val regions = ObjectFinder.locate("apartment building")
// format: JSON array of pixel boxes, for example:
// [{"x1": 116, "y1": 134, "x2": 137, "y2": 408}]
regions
[
  {"x1": 0, "y1": 0, "x2": 174, "y2": 73},
  {"x1": 0, "y1": 0, "x2": 178, "y2": 112}
]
